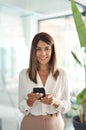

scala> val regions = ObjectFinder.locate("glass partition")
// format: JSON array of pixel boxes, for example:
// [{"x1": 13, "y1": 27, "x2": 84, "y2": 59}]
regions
[{"x1": 0, "y1": 12, "x2": 28, "y2": 130}]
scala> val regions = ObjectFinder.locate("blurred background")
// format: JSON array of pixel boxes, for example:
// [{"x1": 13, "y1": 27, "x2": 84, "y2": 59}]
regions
[{"x1": 0, "y1": 0, "x2": 86, "y2": 130}]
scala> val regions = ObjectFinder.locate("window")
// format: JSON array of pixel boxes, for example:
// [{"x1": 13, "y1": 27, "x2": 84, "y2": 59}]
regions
[
  {"x1": 0, "y1": 12, "x2": 28, "y2": 130},
  {"x1": 39, "y1": 16, "x2": 85, "y2": 95}
]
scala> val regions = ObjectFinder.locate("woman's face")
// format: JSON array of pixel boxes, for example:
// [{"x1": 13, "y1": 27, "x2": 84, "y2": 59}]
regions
[{"x1": 36, "y1": 40, "x2": 52, "y2": 66}]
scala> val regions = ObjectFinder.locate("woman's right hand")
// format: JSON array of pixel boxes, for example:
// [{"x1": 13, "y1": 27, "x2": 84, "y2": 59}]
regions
[{"x1": 26, "y1": 92, "x2": 41, "y2": 106}]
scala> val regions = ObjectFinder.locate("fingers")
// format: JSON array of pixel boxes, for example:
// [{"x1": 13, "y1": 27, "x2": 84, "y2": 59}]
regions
[
  {"x1": 27, "y1": 92, "x2": 56, "y2": 106},
  {"x1": 27, "y1": 92, "x2": 43, "y2": 101},
  {"x1": 26, "y1": 92, "x2": 41, "y2": 106},
  {"x1": 45, "y1": 93, "x2": 53, "y2": 99},
  {"x1": 40, "y1": 94, "x2": 54, "y2": 105}
]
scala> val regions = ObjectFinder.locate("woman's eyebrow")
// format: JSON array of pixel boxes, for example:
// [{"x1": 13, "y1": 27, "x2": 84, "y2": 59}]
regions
[{"x1": 36, "y1": 45, "x2": 50, "y2": 48}]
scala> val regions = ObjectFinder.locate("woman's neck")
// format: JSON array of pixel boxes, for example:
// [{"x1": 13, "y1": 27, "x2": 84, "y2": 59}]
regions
[{"x1": 38, "y1": 65, "x2": 49, "y2": 72}]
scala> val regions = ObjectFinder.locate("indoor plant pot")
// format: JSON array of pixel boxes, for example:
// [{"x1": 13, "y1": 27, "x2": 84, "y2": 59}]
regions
[{"x1": 73, "y1": 116, "x2": 86, "y2": 130}]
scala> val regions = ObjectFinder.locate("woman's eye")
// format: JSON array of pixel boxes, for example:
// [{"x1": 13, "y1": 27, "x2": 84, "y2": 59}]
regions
[
  {"x1": 36, "y1": 47, "x2": 51, "y2": 52},
  {"x1": 45, "y1": 47, "x2": 51, "y2": 51},
  {"x1": 45, "y1": 48, "x2": 49, "y2": 51},
  {"x1": 36, "y1": 48, "x2": 41, "y2": 51}
]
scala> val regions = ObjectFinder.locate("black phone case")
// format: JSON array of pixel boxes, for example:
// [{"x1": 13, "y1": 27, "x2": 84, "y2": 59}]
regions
[{"x1": 33, "y1": 87, "x2": 45, "y2": 97}]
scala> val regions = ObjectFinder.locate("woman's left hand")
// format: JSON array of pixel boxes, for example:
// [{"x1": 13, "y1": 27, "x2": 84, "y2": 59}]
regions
[{"x1": 40, "y1": 93, "x2": 55, "y2": 105}]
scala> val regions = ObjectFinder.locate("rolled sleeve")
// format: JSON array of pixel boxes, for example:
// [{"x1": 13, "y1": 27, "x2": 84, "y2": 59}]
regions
[
  {"x1": 18, "y1": 70, "x2": 32, "y2": 115},
  {"x1": 56, "y1": 100, "x2": 71, "y2": 113},
  {"x1": 19, "y1": 99, "x2": 32, "y2": 115}
]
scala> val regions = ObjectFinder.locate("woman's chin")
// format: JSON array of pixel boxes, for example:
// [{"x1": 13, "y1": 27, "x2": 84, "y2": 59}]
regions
[{"x1": 39, "y1": 61, "x2": 48, "y2": 65}]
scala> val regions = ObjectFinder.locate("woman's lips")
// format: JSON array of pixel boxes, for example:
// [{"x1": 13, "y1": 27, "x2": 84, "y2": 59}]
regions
[{"x1": 40, "y1": 57, "x2": 47, "y2": 60}]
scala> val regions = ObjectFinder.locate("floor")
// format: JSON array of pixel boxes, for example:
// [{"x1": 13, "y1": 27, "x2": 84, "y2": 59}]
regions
[{"x1": 64, "y1": 115, "x2": 74, "y2": 130}]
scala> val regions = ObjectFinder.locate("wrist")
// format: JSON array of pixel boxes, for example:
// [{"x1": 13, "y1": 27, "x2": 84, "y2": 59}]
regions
[
  {"x1": 53, "y1": 98, "x2": 60, "y2": 108},
  {"x1": 26, "y1": 99, "x2": 33, "y2": 107}
]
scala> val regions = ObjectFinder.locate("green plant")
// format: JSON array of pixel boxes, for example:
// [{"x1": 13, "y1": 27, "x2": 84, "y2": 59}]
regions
[{"x1": 71, "y1": 0, "x2": 86, "y2": 123}]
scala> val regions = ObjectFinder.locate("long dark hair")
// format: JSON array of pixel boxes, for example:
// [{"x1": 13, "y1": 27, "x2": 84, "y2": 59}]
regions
[{"x1": 27, "y1": 32, "x2": 59, "y2": 83}]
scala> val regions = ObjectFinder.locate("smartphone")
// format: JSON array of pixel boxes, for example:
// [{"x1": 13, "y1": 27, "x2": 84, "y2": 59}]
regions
[{"x1": 33, "y1": 87, "x2": 45, "y2": 98}]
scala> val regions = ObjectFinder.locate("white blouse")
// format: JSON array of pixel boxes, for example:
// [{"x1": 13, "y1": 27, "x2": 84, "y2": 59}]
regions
[{"x1": 18, "y1": 68, "x2": 71, "y2": 115}]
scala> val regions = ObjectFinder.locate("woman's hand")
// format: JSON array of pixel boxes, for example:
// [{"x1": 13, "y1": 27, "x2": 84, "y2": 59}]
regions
[
  {"x1": 26, "y1": 92, "x2": 41, "y2": 106},
  {"x1": 40, "y1": 93, "x2": 60, "y2": 107}
]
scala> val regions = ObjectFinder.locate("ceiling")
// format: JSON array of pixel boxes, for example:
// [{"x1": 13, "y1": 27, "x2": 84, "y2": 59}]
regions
[{"x1": 0, "y1": 0, "x2": 85, "y2": 17}]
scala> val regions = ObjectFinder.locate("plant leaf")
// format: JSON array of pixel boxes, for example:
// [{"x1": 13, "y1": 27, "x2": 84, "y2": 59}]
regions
[
  {"x1": 71, "y1": 0, "x2": 86, "y2": 52},
  {"x1": 77, "y1": 88, "x2": 86, "y2": 104},
  {"x1": 71, "y1": 51, "x2": 82, "y2": 65}
]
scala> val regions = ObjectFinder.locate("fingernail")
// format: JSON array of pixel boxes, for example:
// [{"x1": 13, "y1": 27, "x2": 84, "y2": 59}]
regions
[{"x1": 40, "y1": 93, "x2": 43, "y2": 96}]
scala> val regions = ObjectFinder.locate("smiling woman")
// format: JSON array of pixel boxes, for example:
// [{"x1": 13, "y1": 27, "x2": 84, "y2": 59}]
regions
[
  {"x1": 36, "y1": 40, "x2": 52, "y2": 67},
  {"x1": 18, "y1": 32, "x2": 71, "y2": 130}
]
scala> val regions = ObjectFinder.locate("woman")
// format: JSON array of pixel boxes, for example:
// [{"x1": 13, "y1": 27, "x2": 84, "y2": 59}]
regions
[{"x1": 19, "y1": 32, "x2": 71, "y2": 130}]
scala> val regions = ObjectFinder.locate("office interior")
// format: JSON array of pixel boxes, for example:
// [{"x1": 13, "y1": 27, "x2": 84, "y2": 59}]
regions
[{"x1": 0, "y1": 0, "x2": 86, "y2": 130}]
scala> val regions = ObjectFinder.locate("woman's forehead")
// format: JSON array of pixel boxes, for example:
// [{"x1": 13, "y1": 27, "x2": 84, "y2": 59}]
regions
[{"x1": 37, "y1": 40, "x2": 51, "y2": 47}]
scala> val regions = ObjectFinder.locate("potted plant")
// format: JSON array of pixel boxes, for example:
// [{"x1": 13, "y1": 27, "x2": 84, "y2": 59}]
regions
[{"x1": 71, "y1": 0, "x2": 86, "y2": 130}]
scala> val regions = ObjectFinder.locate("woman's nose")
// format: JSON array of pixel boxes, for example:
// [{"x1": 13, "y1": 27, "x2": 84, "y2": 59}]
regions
[{"x1": 41, "y1": 49, "x2": 46, "y2": 55}]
